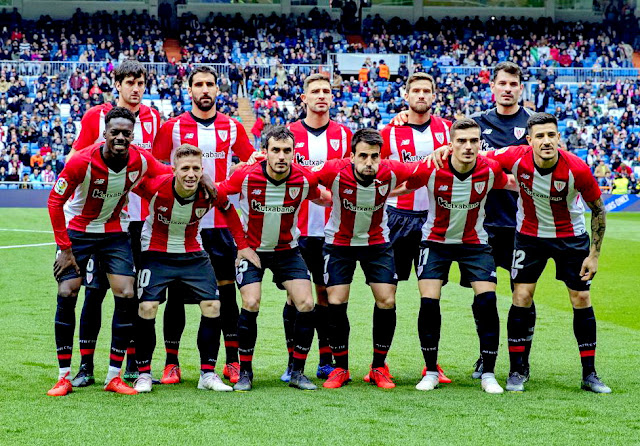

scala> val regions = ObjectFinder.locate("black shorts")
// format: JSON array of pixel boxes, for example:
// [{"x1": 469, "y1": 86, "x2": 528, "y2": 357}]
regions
[
  {"x1": 387, "y1": 206, "x2": 428, "y2": 281},
  {"x1": 56, "y1": 230, "x2": 135, "y2": 283},
  {"x1": 235, "y1": 248, "x2": 311, "y2": 289},
  {"x1": 201, "y1": 228, "x2": 238, "y2": 282},
  {"x1": 323, "y1": 243, "x2": 398, "y2": 287},
  {"x1": 84, "y1": 221, "x2": 144, "y2": 290},
  {"x1": 511, "y1": 233, "x2": 591, "y2": 291},
  {"x1": 138, "y1": 251, "x2": 218, "y2": 303},
  {"x1": 418, "y1": 241, "x2": 497, "y2": 285},
  {"x1": 485, "y1": 226, "x2": 516, "y2": 271},
  {"x1": 298, "y1": 236, "x2": 326, "y2": 286}
]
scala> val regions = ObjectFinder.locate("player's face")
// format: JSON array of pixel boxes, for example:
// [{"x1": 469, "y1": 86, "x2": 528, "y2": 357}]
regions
[
  {"x1": 490, "y1": 71, "x2": 523, "y2": 107},
  {"x1": 527, "y1": 123, "x2": 560, "y2": 162},
  {"x1": 450, "y1": 127, "x2": 481, "y2": 165},
  {"x1": 116, "y1": 75, "x2": 146, "y2": 107},
  {"x1": 266, "y1": 137, "x2": 294, "y2": 175},
  {"x1": 405, "y1": 79, "x2": 434, "y2": 114},
  {"x1": 103, "y1": 118, "x2": 134, "y2": 159},
  {"x1": 302, "y1": 80, "x2": 332, "y2": 114},
  {"x1": 351, "y1": 142, "x2": 381, "y2": 180},
  {"x1": 189, "y1": 73, "x2": 218, "y2": 112},
  {"x1": 174, "y1": 154, "x2": 203, "y2": 193}
]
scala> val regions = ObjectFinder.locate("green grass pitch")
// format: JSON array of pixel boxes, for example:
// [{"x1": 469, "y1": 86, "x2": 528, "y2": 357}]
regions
[{"x1": 0, "y1": 209, "x2": 638, "y2": 445}]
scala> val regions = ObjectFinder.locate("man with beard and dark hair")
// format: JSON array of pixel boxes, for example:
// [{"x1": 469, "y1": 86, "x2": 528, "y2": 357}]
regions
[{"x1": 153, "y1": 65, "x2": 254, "y2": 386}]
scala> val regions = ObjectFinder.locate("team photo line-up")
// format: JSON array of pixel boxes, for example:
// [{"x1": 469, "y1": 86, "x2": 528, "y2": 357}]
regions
[{"x1": 46, "y1": 60, "x2": 611, "y2": 397}]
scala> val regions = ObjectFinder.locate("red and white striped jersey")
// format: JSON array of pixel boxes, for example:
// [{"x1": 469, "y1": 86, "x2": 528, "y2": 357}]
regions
[
  {"x1": 218, "y1": 161, "x2": 320, "y2": 252},
  {"x1": 288, "y1": 120, "x2": 352, "y2": 237},
  {"x1": 152, "y1": 112, "x2": 254, "y2": 229},
  {"x1": 407, "y1": 156, "x2": 509, "y2": 244},
  {"x1": 133, "y1": 174, "x2": 248, "y2": 254},
  {"x1": 381, "y1": 117, "x2": 452, "y2": 212},
  {"x1": 486, "y1": 145, "x2": 601, "y2": 238},
  {"x1": 72, "y1": 103, "x2": 162, "y2": 222},
  {"x1": 48, "y1": 143, "x2": 171, "y2": 250},
  {"x1": 315, "y1": 158, "x2": 413, "y2": 246}
]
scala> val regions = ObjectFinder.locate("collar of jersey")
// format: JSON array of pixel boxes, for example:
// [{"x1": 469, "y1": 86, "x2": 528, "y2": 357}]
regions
[
  {"x1": 172, "y1": 178, "x2": 199, "y2": 205},
  {"x1": 262, "y1": 160, "x2": 292, "y2": 186},
  {"x1": 448, "y1": 157, "x2": 476, "y2": 181}
]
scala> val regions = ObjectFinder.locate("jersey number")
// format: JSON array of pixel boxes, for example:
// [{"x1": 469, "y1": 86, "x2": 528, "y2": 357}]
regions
[
  {"x1": 512, "y1": 250, "x2": 526, "y2": 270},
  {"x1": 138, "y1": 269, "x2": 152, "y2": 289},
  {"x1": 236, "y1": 259, "x2": 249, "y2": 274}
]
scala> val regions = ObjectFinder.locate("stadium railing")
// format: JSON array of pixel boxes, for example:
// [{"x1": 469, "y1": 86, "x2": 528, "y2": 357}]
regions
[{"x1": 0, "y1": 181, "x2": 55, "y2": 189}]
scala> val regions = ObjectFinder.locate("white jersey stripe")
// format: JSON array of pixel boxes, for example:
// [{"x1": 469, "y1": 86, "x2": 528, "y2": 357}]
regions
[
  {"x1": 422, "y1": 170, "x2": 437, "y2": 241},
  {"x1": 92, "y1": 168, "x2": 127, "y2": 231},
  {"x1": 260, "y1": 181, "x2": 286, "y2": 251},
  {"x1": 352, "y1": 183, "x2": 376, "y2": 245},
  {"x1": 444, "y1": 176, "x2": 472, "y2": 243},
  {"x1": 167, "y1": 201, "x2": 192, "y2": 254},
  {"x1": 532, "y1": 172, "x2": 556, "y2": 238}
]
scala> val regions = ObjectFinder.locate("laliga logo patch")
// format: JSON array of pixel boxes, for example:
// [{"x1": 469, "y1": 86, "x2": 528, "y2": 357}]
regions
[
  {"x1": 435, "y1": 132, "x2": 445, "y2": 145},
  {"x1": 128, "y1": 171, "x2": 139, "y2": 183},
  {"x1": 377, "y1": 184, "x2": 389, "y2": 195},
  {"x1": 330, "y1": 139, "x2": 340, "y2": 150},
  {"x1": 514, "y1": 127, "x2": 526, "y2": 140},
  {"x1": 554, "y1": 181, "x2": 566, "y2": 191},
  {"x1": 54, "y1": 178, "x2": 68, "y2": 195},
  {"x1": 218, "y1": 130, "x2": 228, "y2": 142},
  {"x1": 143, "y1": 122, "x2": 152, "y2": 133},
  {"x1": 195, "y1": 208, "x2": 207, "y2": 218},
  {"x1": 474, "y1": 181, "x2": 486, "y2": 194},
  {"x1": 289, "y1": 187, "x2": 301, "y2": 199}
]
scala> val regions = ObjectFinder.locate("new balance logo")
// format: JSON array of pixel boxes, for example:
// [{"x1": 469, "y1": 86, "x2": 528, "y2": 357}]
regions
[
  {"x1": 158, "y1": 206, "x2": 168, "y2": 212},
  {"x1": 94, "y1": 179, "x2": 105, "y2": 185},
  {"x1": 185, "y1": 133, "x2": 194, "y2": 139},
  {"x1": 343, "y1": 189, "x2": 354, "y2": 195},
  {"x1": 400, "y1": 139, "x2": 411, "y2": 146},
  {"x1": 295, "y1": 142, "x2": 305, "y2": 148},
  {"x1": 252, "y1": 189, "x2": 262, "y2": 195},
  {"x1": 438, "y1": 185, "x2": 449, "y2": 191},
  {"x1": 520, "y1": 174, "x2": 530, "y2": 180},
  {"x1": 483, "y1": 129, "x2": 493, "y2": 135}
]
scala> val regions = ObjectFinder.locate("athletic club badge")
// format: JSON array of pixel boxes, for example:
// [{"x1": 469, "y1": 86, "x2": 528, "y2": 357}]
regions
[
  {"x1": 128, "y1": 171, "x2": 140, "y2": 183},
  {"x1": 514, "y1": 127, "x2": 526, "y2": 140},
  {"x1": 435, "y1": 132, "x2": 445, "y2": 145},
  {"x1": 143, "y1": 122, "x2": 152, "y2": 133},
  {"x1": 378, "y1": 184, "x2": 389, "y2": 195},
  {"x1": 289, "y1": 187, "x2": 301, "y2": 199},
  {"x1": 554, "y1": 181, "x2": 566, "y2": 191},
  {"x1": 330, "y1": 139, "x2": 340, "y2": 150},
  {"x1": 218, "y1": 130, "x2": 228, "y2": 142},
  {"x1": 195, "y1": 208, "x2": 207, "y2": 218},
  {"x1": 474, "y1": 181, "x2": 486, "y2": 194}
]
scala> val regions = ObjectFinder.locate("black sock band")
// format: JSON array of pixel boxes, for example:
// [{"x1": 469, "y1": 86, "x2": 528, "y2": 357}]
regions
[
  {"x1": 198, "y1": 315, "x2": 221, "y2": 373},
  {"x1": 372, "y1": 305, "x2": 396, "y2": 368},
  {"x1": 55, "y1": 294, "x2": 77, "y2": 369},
  {"x1": 238, "y1": 308, "x2": 258, "y2": 373},
  {"x1": 328, "y1": 303, "x2": 350, "y2": 370},
  {"x1": 110, "y1": 296, "x2": 135, "y2": 369},
  {"x1": 163, "y1": 284, "x2": 185, "y2": 366},
  {"x1": 573, "y1": 306, "x2": 597, "y2": 378},
  {"x1": 507, "y1": 304, "x2": 530, "y2": 374},
  {"x1": 472, "y1": 292, "x2": 499, "y2": 374},
  {"x1": 78, "y1": 286, "x2": 107, "y2": 371},
  {"x1": 219, "y1": 283, "x2": 239, "y2": 364},
  {"x1": 282, "y1": 302, "x2": 297, "y2": 365},
  {"x1": 418, "y1": 297, "x2": 440, "y2": 371},
  {"x1": 292, "y1": 310, "x2": 315, "y2": 372}
]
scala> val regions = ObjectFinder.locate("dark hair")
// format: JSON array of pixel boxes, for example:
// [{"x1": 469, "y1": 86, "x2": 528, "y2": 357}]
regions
[
  {"x1": 406, "y1": 72, "x2": 436, "y2": 92},
  {"x1": 173, "y1": 143, "x2": 202, "y2": 163},
  {"x1": 450, "y1": 118, "x2": 480, "y2": 138},
  {"x1": 303, "y1": 73, "x2": 330, "y2": 93},
  {"x1": 262, "y1": 125, "x2": 295, "y2": 150},
  {"x1": 526, "y1": 112, "x2": 557, "y2": 133},
  {"x1": 188, "y1": 65, "x2": 218, "y2": 87},
  {"x1": 104, "y1": 106, "x2": 136, "y2": 126},
  {"x1": 113, "y1": 60, "x2": 147, "y2": 84},
  {"x1": 351, "y1": 128, "x2": 383, "y2": 153},
  {"x1": 492, "y1": 62, "x2": 523, "y2": 83}
]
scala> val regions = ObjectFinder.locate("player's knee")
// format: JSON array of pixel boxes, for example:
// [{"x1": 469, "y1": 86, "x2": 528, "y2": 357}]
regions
[
  {"x1": 294, "y1": 297, "x2": 314, "y2": 313},
  {"x1": 375, "y1": 295, "x2": 396, "y2": 309},
  {"x1": 570, "y1": 290, "x2": 591, "y2": 309},
  {"x1": 241, "y1": 295, "x2": 261, "y2": 312},
  {"x1": 200, "y1": 300, "x2": 220, "y2": 318},
  {"x1": 58, "y1": 282, "x2": 80, "y2": 299},
  {"x1": 138, "y1": 301, "x2": 159, "y2": 319},
  {"x1": 512, "y1": 289, "x2": 533, "y2": 307}
]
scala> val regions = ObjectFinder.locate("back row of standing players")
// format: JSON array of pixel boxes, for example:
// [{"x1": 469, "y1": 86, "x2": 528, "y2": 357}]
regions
[{"x1": 46, "y1": 60, "x2": 610, "y2": 395}]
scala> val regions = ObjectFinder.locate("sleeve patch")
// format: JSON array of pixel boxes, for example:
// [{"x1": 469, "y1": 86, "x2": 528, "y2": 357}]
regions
[{"x1": 54, "y1": 178, "x2": 68, "y2": 195}]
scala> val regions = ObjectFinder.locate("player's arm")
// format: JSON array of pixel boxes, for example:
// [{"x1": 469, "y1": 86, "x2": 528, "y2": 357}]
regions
[
  {"x1": 142, "y1": 150, "x2": 173, "y2": 178},
  {"x1": 151, "y1": 121, "x2": 174, "y2": 164},
  {"x1": 487, "y1": 158, "x2": 518, "y2": 192},
  {"x1": 48, "y1": 157, "x2": 85, "y2": 278},
  {"x1": 390, "y1": 110, "x2": 409, "y2": 126},
  {"x1": 577, "y1": 163, "x2": 606, "y2": 282},
  {"x1": 214, "y1": 191, "x2": 261, "y2": 268},
  {"x1": 305, "y1": 171, "x2": 332, "y2": 207}
]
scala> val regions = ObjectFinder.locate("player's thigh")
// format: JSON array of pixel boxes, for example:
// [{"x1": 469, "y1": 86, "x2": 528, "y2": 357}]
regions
[
  {"x1": 202, "y1": 228, "x2": 237, "y2": 282},
  {"x1": 359, "y1": 243, "x2": 398, "y2": 286},
  {"x1": 417, "y1": 279, "x2": 444, "y2": 299},
  {"x1": 298, "y1": 236, "x2": 327, "y2": 287},
  {"x1": 553, "y1": 234, "x2": 592, "y2": 292},
  {"x1": 137, "y1": 255, "x2": 175, "y2": 305},
  {"x1": 487, "y1": 226, "x2": 516, "y2": 272},
  {"x1": 56, "y1": 230, "x2": 97, "y2": 283},
  {"x1": 322, "y1": 243, "x2": 357, "y2": 287},
  {"x1": 458, "y1": 244, "x2": 498, "y2": 289},
  {"x1": 510, "y1": 233, "x2": 548, "y2": 287},
  {"x1": 282, "y1": 279, "x2": 315, "y2": 312},
  {"x1": 177, "y1": 253, "x2": 220, "y2": 307},
  {"x1": 98, "y1": 232, "x2": 136, "y2": 279},
  {"x1": 415, "y1": 242, "x2": 453, "y2": 289},
  {"x1": 128, "y1": 221, "x2": 144, "y2": 269}
]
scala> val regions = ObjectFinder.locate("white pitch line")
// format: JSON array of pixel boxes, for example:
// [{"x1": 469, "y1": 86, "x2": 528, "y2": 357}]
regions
[
  {"x1": 0, "y1": 242, "x2": 56, "y2": 249},
  {"x1": 0, "y1": 228, "x2": 53, "y2": 234}
]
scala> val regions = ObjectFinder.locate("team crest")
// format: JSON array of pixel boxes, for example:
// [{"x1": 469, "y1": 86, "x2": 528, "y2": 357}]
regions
[
  {"x1": 474, "y1": 182, "x2": 486, "y2": 194},
  {"x1": 195, "y1": 208, "x2": 207, "y2": 218},
  {"x1": 511, "y1": 269, "x2": 518, "y2": 280},
  {"x1": 289, "y1": 187, "x2": 301, "y2": 199},
  {"x1": 435, "y1": 132, "x2": 445, "y2": 145},
  {"x1": 143, "y1": 122, "x2": 152, "y2": 133},
  {"x1": 554, "y1": 181, "x2": 566, "y2": 191},
  {"x1": 128, "y1": 171, "x2": 139, "y2": 183},
  {"x1": 514, "y1": 127, "x2": 526, "y2": 140},
  {"x1": 330, "y1": 139, "x2": 340, "y2": 150},
  {"x1": 218, "y1": 130, "x2": 228, "y2": 142},
  {"x1": 378, "y1": 184, "x2": 389, "y2": 195}
]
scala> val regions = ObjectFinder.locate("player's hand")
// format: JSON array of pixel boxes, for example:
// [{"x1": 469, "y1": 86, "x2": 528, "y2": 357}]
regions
[
  {"x1": 580, "y1": 254, "x2": 598, "y2": 281},
  {"x1": 424, "y1": 146, "x2": 451, "y2": 170},
  {"x1": 247, "y1": 151, "x2": 266, "y2": 166},
  {"x1": 53, "y1": 248, "x2": 80, "y2": 280},
  {"x1": 390, "y1": 110, "x2": 409, "y2": 126},
  {"x1": 237, "y1": 248, "x2": 261, "y2": 269},
  {"x1": 200, "y1": 173, "x2": 218, "y2": 202}
]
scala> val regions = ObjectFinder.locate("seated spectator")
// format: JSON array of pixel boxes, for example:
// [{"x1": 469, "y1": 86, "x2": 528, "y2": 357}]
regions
[
  {"x1": 30, "y1": 151, "x2": 44, "y2": 168},
  {"x1": 41, "y1": 164, "x2": 56, "y2": 183},
  {"x1": 594, "y1": 160, "x2": 612, "y2": 187}
]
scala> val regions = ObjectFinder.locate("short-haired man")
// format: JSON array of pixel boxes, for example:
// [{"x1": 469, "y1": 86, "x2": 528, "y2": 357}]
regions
[
  {"x1": 153, "y1": 65, "x2": 255, "y2": 385},
  {"x1": 380, "y1": 72, "x2": 452, "y2": 384},
  {"x1": 218, "y1": 126, "x2": 329, "y2": 391},
  {"x1": 47, "y1": 107, "x2": 171, "y2": 396},
  {"x1": 314, "y1": 128, "x2": 413, "y2": 389},
  {"x1": 485, "y1": 113, "x2": 610, "y2": 393},
  {"x1": 402, "y1": 119, "x2": 515, "y2": 393},
  {"x1": 132, "y1": 144, "x2": 252, "y2": 393}
]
